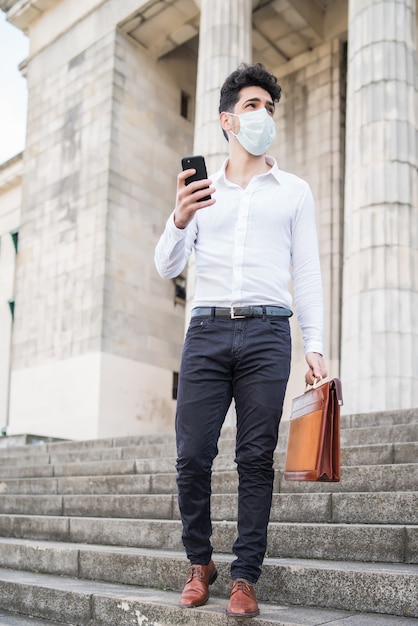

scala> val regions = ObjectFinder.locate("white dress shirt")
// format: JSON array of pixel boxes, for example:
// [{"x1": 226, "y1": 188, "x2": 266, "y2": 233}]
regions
[{"x1": 155, "y1": 157, "x2": 324, "y2": 355}]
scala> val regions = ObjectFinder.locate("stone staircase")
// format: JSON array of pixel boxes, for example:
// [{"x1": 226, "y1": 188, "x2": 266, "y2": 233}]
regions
[{"x1": 0, "y1": 409, "x2": 417, "y2": 625}]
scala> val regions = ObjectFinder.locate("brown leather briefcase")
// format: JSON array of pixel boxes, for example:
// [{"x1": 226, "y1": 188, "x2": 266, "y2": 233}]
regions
[{"x1": 284, "y1": 378, "x2": 343, "y2": 482}]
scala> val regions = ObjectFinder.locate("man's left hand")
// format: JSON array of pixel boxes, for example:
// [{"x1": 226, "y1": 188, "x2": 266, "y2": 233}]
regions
[{"x1": 305, "y1": 352, "x2": 328, "y2": 385}]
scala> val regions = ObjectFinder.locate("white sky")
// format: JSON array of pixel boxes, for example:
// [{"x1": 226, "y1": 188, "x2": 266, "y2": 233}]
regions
[{"x1": 0, "y1": 11, "x2": 29, "y2": 164}]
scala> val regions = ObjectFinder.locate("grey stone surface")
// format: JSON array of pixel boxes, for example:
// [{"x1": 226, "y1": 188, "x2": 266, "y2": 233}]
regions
[
  {"x1": 395, "y1": 442, "x2": 418, "y2": 464},
  {"x1": 68, "y1": 517, "x2": 183, "y2": 550},
  {"x1": 0, "y1": 455, "x2": 51, "y2": 468},
  {"x1": 150, "y1": 472, "x2": 178, "y2": 494},
  {"x1": 113, "y1": 433, "x2": 176, "y2": 447},
  {"x1": 279, "y1": 463, "x2": 418, "y2": 493},
  {"x1": 341, "y1": 0, "x2": 418, "y2": 415},
  {"x1": 53, "y1": 459, "x2": 136, "y2": 477},
  {"x1": 0, "y1": 574, "x2": 90, "y2": 623},
  {"x1": 340, "y1": 443, "x2": 393, "y2": 466},
  {"x1": 0, "y1": 442, "x2": 49, "y2": 461},
  {"x1": 62, "y1": 494, "x2": 175, "y2": 520},
  {"x1": 0, "y1": 516, "x2": 69, "y2": 543},
  {"x1": 262, "y1": 557, "x2": 418, "y2": 617},
  {"x1": 0, "y1": 497, "x2": 63, "y2": 517},
  {"x1": 265, "y1": 523, "x2": 406, "y2": 563},
  {"x1": 0, "y1": 399, "x2": 416, "y2": 623},
  {"x1": 121, "y1": 443, "x2": 177, "y2": 460},
  {"x1": 340, "y1": 424, "x2": 418, "y2": 447},
  {"x1": 0, "y1": 467, "x2": 53, "y2": 480},
  {"x1": 332, "y1": 492, "x2": 418, "y2": 524},
  {"x1": 406, "y1": 527, "x2": 418, "y2": 564},
  {"x1": 134, "y1": 456, "x2": 177, "y2": 474},
  {"x1": 49, "y1": 447, "x2": 122, "y2": 465},
  {"x1": 0, "y1": 538, "x2": 78, "y2": 577},
  {"x1": 57, "y1": 474, "x2": 152, "y2": 495},
  {"x1": 341, "y1": 409, "x2": 418, "y2": 429},
  {"x1": 211, "y1": 493, "x2": 332, "y2": 523},
  {"x1": 0, "y1": 566, "x2": 418, "y2": 625},
  {"x1": 0, "y1": 479, "x2": 58, "y2": 496},
  {"x1": 46, "y1": 438, "x2": 114, "y2": 453},
  {"x1": 0, "y1": 610, "x2": 70, "y2": 625}
]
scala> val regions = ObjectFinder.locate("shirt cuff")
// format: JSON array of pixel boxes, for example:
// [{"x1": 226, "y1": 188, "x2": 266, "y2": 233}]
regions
[
  {"x1": 304, "y1": 341, "x2": 323, "y2": 356},
  {"x1": 167, "y1": 211, "x2": 189, "y2": 240}
]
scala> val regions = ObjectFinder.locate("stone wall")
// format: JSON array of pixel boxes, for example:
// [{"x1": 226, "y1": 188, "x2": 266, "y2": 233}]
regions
[
  {"x1": 0, "y1": 155, "x2": 22, "y2": 431},
  {"x1": 271, "y1": 39, "x2": 346, "y2": 413},
  {"x1": 7, "y1": 2, "x2": 197, "y2": 439}
]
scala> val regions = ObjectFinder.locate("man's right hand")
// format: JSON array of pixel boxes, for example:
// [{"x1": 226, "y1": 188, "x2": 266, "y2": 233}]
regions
[{"x1": 174, "y1": 169, "x2": 216, "y2": 229}]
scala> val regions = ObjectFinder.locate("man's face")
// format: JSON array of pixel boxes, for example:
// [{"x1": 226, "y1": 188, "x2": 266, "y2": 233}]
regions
[{"x1": 226, "y1": 85, "x2": 275, "y2": 135}]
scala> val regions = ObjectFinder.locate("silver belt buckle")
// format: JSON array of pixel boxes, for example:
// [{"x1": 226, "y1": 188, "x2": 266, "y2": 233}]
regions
[{"x1": 230, "y1": 306, "x2": 246, "y2": 319}]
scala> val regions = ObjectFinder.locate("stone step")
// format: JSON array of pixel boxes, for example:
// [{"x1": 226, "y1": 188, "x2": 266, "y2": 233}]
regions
[
  {"x1": 0, "y1": 433, "x2": 177, "y2": 458},
  {"x1": 0, "y1": 406, "x2": 415, "y2": 458},
  {"x1": 0, "y1": 426, "x2": 417, "y2": 472},
  {"x1": 0, "y1": 407, "x2": 415, "y2": 460},
  {"x1": 0, "y1": 418, "x2": 416, "y2": 468},
  {"x1": 0, "y1": 568, "x2": 416, "y2": 626},
  {"x1": 1, "y1": 462, "x2": 417, "y2": 496},
  {"x1": 0, "y1": 491, "x2": 417, "y2": 526},
  {"x1": 0, "y1": 551, "x2": 417, "y2": 620},
  {"x1": 0, "y1": 440, "x2": 417, "y2": 480},
  {"x1": 338, "y1": 423, "x2": 418, "y2": 447},
  {"x1": 339, "y1": 408, "x2": 418, "y2": 429},
  {"x1": 340, "y1": 441, "x2": 418, "y2": 466},
  {"x1": 0, "y1": 515, "x2": 416, "y2": 564},
  {"x1": 0, "y1": 454, "x2": 52, "y2": 469},
  {"x1": 277, "y1": 462, "x2": 418, "y2": 494},
  {"x1": 0, "y1": 459, "x2": 136, "y2": 479},
  {"x1": 0, "y1": 612, "x2": 66, "y2": 626}
]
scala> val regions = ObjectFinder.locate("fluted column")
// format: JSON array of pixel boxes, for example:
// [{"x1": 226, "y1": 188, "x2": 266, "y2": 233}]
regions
[
  {"x1": 341, "y1": 0, "x2": 418, "y2": 412},
  {"x1": 193, "y1": 0, "x2": 252, "y2": 172}
]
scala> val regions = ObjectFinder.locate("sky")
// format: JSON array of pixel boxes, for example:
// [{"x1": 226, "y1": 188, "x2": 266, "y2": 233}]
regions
[{"x1": 0, "y1": 10, "x2": 29, "y2": 164}]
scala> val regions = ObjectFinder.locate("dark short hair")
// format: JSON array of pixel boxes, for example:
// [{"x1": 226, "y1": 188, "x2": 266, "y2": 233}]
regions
[{"x1": 219, "y1": 63, "x2": 282, "y2": 140}]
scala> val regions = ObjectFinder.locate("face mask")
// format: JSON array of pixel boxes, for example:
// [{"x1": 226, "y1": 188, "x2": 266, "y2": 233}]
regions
[{"x1": 228, "y1": 108, "x2": 276, "y2": 156}]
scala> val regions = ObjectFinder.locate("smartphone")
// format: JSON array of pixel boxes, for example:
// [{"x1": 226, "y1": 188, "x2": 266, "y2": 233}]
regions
[{"x1": 181, "y1": 155, "x2": 211, "y2": 202}]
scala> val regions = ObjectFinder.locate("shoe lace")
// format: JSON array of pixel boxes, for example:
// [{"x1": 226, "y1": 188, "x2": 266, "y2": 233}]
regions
[
  {"x1": 232, "y1": 578, "x2": 252, "y2": 593},
  {"x1": 189, "y1": 565, "x2": 204, "y2": 580}
]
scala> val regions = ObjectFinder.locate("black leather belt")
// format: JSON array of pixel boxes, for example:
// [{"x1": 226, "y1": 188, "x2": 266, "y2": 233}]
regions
[{"x1": 191, "y1": 306, "x2": 293, "y2": 319}]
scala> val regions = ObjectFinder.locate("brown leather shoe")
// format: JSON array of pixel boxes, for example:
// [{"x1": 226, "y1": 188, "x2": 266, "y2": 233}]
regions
[
  {"x1": 179, "y1": 560, "x2": 218, "y2": 608},
  {"x1": 226, "y1": 578, "x2": 260, "y2": 617}
]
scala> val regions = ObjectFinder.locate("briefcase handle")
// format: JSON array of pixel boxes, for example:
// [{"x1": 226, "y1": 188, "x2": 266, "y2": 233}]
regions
[{"x1": 304, "y1": 377, "x2": 343, "y2": 406}]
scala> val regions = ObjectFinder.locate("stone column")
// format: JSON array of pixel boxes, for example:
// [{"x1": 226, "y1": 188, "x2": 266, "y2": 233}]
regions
[
  {"x1": 193, "y1": 0, "x2": 252, "y2": 171},
  {"x1": 341, "y1": 0, "x2": 418, "y2": 412}
]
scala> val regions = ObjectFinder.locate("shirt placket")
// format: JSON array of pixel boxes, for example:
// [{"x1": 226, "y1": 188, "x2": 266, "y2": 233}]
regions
[{"x1": 230, "y1": 185, "x2": 253, "y2": 304}]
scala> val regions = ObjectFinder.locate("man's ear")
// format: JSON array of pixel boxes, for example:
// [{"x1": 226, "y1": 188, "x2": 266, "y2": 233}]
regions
[{"x1": 220, "y1": 111, "x2": 232, "y2": 134}]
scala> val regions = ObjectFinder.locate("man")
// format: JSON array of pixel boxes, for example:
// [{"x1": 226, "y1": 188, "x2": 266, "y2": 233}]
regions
[{"x1": 155, "y1": 63, "x2": 327, "y2": 618}]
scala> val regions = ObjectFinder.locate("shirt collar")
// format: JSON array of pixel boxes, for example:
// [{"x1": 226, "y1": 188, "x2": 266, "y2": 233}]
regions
[{"x1": 217, "y1": 155, "x2": 281, "y2": 184}]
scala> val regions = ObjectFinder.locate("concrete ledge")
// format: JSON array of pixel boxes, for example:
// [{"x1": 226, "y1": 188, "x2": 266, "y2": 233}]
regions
[
  {"x1": 1, "y1": 463, "x2": 417, "y2": 496},
  {"x1": 0, "y1": 516, "x2": 413, "y2": 564},
  {"x1": 0, "y1": 562, "x2": 417, "y2": 622},
  {"x1": 0, "y1": 435, "x2": 66, "y2": 451},
  {"x1": 0, "y1": 491, "x2": 416, "y2": 526},
  {"x1": 340, "y1": 408, "x2": 418, "y2": 429},
  {"x1": 0, "y1": 609, "x2": 68, "y2": 625},
  {"x1": 0, "y1": 441, "x2": 414, "y2": 480}
]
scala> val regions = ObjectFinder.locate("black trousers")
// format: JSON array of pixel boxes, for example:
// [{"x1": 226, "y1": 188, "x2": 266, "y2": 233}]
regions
[{"x1": 175, "y1": 314, "x2": 291, "y2": 583}]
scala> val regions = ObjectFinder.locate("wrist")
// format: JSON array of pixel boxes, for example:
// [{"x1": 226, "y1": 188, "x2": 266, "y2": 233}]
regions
[{"x1": 173, "y1": 213, "x2": 187, "y2": 230}]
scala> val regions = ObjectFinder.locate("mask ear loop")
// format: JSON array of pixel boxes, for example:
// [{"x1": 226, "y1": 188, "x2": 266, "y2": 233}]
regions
[{"x1": 223, "y1": 112, "x2": 240, "y2": 138}]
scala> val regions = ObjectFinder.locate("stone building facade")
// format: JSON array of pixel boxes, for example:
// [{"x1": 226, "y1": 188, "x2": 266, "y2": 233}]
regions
[{"x1": 0, "y1": 0, "x2": 416, "y2": 440}]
